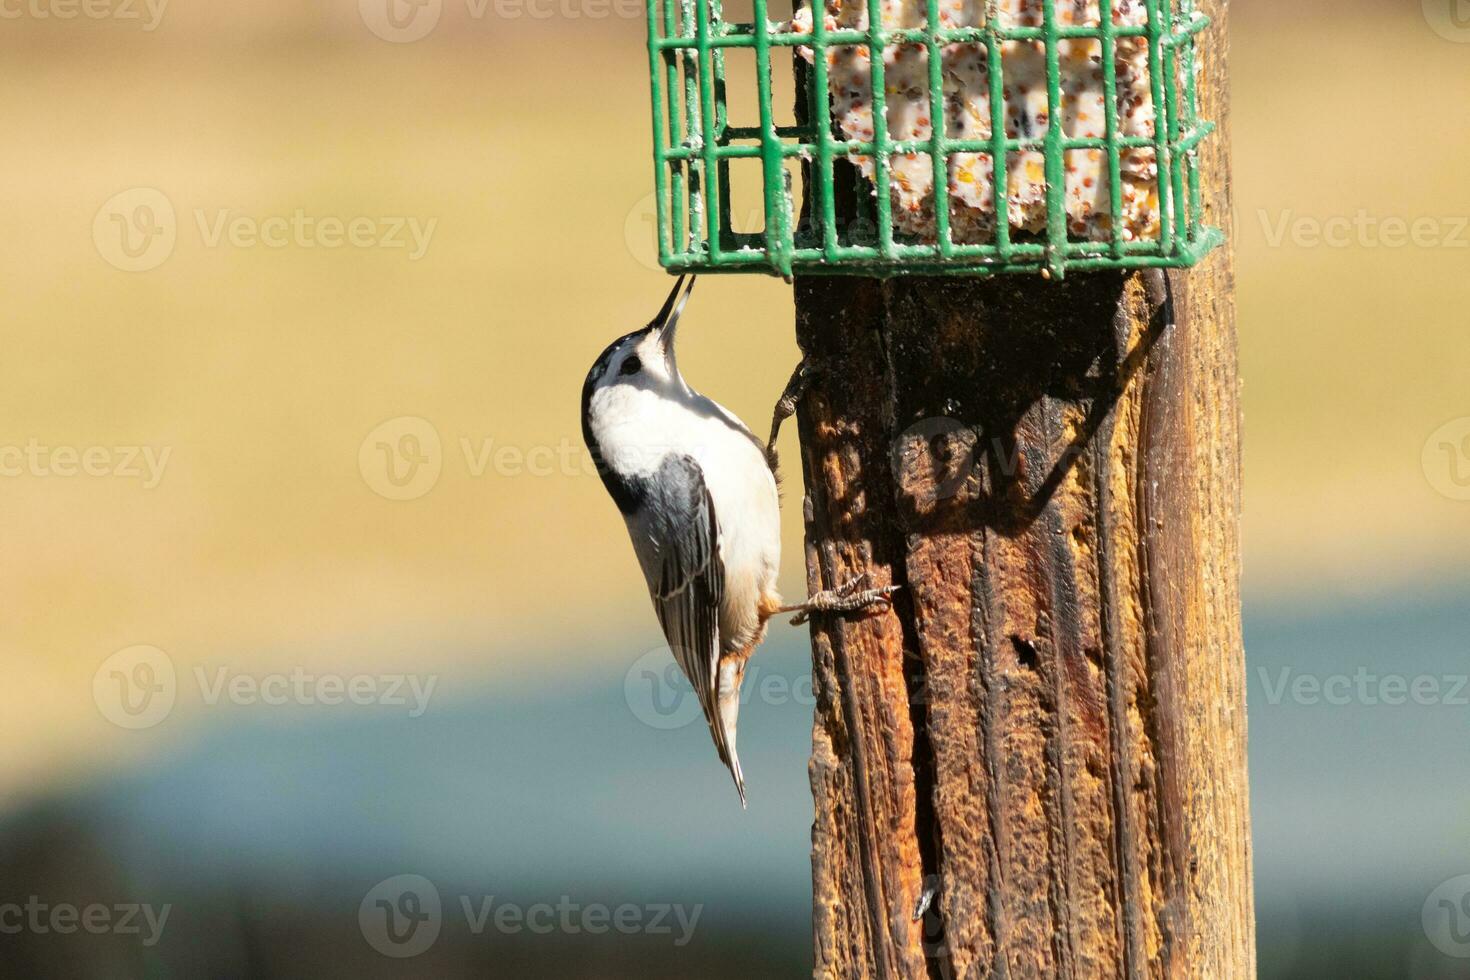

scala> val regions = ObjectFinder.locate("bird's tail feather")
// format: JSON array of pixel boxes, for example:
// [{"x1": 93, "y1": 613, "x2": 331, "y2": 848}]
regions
[{"x1": 713, "y1": 659, "x2": 747, "y2": 808}]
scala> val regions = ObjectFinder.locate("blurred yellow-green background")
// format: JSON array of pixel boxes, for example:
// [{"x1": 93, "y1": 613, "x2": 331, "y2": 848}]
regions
[{"x1": 1, "y1": 1, "x2": 1468, "y2": 976}]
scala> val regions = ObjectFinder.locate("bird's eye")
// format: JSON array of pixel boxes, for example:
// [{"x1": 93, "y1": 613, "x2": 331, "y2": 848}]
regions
[{"x1": 619, "y1": 355, "x2": 642, "y2": 377}]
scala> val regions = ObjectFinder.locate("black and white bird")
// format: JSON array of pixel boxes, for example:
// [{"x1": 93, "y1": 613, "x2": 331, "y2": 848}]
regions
[{"x1": 581, "y1": 275, "x2": 896, "y2": 806}]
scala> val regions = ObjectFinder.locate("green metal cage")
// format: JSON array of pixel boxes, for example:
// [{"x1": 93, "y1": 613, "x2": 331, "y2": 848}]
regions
[{"x1": 645, "y1": 0, "x2": 1221, "y2": 278}]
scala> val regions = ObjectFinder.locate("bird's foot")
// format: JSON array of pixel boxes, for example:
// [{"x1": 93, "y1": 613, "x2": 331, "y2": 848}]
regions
[
  {"x1": 784, "y1": 574, "x2": 900, "y2": 626},
  {"x1": 766, "y1": 360, "x2": 817, "y2": 473}
]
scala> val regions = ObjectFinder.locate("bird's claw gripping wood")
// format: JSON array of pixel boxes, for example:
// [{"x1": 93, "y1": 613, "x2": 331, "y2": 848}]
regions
[
  {"x1": 765, "y1": 360, "x2": 816, "y2": 473},
  {"x1": 782, "y1": 574, "x2": 900, "y2": 626}
]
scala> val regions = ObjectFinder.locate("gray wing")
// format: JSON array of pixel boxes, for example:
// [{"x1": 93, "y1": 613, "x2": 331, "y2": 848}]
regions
[{"x1": 627, "y1": 455, "x2": 733, "y2": 770}]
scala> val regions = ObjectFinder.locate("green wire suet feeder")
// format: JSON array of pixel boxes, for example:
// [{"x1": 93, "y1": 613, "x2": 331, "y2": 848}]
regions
[{"x1": 645, "y1": 0, "x2": 1221, "y2": 279}]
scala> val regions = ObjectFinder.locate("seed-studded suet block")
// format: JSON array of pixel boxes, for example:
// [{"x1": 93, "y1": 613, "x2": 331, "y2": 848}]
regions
[{"x1": 645, "y1": 0, "x2": 1220, "y2": 278}]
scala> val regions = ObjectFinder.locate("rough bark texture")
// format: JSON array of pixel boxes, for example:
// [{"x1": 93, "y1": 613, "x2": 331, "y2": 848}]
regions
[{"x1": 794, "y1": 2, "x2": 1252, "y2": 977}]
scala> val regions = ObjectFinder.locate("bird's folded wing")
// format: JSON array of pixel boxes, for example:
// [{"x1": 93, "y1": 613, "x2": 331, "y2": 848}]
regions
[{"x1": 629, "y1": 454, "x2": 728, "y2": 761}]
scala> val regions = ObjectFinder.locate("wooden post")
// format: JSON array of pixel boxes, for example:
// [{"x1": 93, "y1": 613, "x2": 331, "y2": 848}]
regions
[{"x1": 792, "y1": 2, "x2": 1252, "y2": 976}]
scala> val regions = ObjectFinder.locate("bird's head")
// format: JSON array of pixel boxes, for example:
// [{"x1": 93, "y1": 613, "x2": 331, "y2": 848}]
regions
[{"x1": 584, "y1": 275, "x2": 696, "y2": 398}]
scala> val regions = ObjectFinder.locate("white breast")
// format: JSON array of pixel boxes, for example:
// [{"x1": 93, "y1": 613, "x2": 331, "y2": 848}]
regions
[
  {"x1": 592, "y1": 383, "x2": 781, "y2": 652},
  {"x1": 684, "y1": 399, "x2": 781, "y2": 651}
]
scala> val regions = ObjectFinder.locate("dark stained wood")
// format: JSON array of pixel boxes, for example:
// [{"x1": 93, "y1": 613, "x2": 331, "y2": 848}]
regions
[{"x1": 793, "y1": 2, "x2": 1251, "y2": 976}]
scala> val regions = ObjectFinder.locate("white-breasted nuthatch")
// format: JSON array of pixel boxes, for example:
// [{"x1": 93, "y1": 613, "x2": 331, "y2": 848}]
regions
[{"x1": 581, "y1": 275, "x2": 897, "y2": 806}]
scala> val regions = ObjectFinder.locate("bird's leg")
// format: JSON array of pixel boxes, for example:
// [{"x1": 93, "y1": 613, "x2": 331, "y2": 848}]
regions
[
  {"x1": 766, "y1": 360, "x2": 817, "y2": 472},
  {"x1": 779, "y1": 573, "x2": 900, "y2": 626}
]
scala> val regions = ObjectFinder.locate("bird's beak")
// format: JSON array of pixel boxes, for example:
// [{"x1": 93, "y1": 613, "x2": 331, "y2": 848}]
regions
[{"x1": 653, "y1": 274, "x2": 696, "y2": 352}]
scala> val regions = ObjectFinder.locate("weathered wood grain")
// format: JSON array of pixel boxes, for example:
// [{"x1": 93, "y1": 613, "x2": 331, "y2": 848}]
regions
[{"x1": 793, "y1": 3, "x2": 1251, "y2": 976}]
